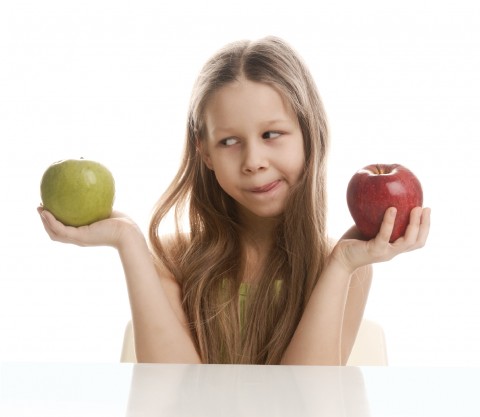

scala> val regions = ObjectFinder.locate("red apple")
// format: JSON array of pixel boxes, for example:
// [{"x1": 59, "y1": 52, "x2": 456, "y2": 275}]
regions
[{"x1": 346, "y1": 164, "x2": 423, "y2": 242}]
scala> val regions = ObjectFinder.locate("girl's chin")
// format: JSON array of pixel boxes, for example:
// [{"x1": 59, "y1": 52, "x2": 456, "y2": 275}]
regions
[{"x1": 237, "y1": 204, "x2": 285, "y2": 223}]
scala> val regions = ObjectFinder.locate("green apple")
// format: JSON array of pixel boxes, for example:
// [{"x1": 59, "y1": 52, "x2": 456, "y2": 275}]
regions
[{"x1": 40, "y1": 158, "x2": 115, "y2": 227}]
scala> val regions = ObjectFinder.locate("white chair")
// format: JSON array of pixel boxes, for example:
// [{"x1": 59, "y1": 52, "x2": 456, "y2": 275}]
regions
[
  {"x1": 346, "y1": 319, "x2": 388, "y2": 366},
  {"x1": 120, "y1": 320, "x2": 136, "y2": 363},
  {"x1": 120, "y1": 319, "x2": 387, "y2": 365}
]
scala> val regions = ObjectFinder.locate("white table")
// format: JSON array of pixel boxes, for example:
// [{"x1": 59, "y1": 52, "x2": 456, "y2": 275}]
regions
[{"x1": 1, "y1": 363, "x2": 479, "y2": 416}]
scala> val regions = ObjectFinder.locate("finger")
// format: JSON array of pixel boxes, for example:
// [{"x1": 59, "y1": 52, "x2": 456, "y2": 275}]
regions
[
  {"x1": 38, "y1": 209, "x2": 59, "y2": 229},
  {"x1": 374, "y1": 207, "x2": 397, "y2": 243},
  {"x1": 38, "y1": 207, "x2": 55, "y2": 232},
  {"x1": 401, "y1": 206, "x2": 423, "y2": 245},
  {"x1": 38, "y1": 209, "x2": 68, "y2": 241},
  {"x1": 415, "y1": 207, "x2": 431, "y2": 247},
  {"x1": 38, "y1": 211, "x2": 59, "y2": 241},
  {"x1": 37, "y1": 209, "x2": 83, "y2": 244},
  {"x1": 38, "y1": 207, "x2": 50, "y2": 231},
  {"x1": 399, "y1": 207, "x2": 431, "y2": 252}
]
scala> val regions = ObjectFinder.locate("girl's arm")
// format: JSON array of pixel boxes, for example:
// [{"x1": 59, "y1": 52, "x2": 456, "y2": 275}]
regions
[
  {"x1": 281, "y1": 206, "x2": 430, "y2": 365},
  {"x1": 340, "y1": 263, "x2": 372, "y2": 363},
  {"x1": 117, "y1": 228, "x2": 201, "y2": 363},
  {"x1": 38, "y1": 208, "x2": 201, "y2": 364}
]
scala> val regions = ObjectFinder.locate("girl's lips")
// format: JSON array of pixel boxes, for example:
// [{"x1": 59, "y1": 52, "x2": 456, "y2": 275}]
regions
[{"x1": 251, "y1": 180, "x2": 281, "y2": 193}]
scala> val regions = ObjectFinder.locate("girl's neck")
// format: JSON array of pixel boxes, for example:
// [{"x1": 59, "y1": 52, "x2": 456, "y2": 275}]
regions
[
  {"x1": 239, "y1": 213, "x2": 277, "y2": 250},
  {"x1": 238, "y1": 211, "x2": 278, "y2": 285}
]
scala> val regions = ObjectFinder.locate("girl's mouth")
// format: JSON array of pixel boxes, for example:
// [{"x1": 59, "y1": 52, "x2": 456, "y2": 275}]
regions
[{"x1": 251, "y1": 180, "x2": 281, "y2": 193}]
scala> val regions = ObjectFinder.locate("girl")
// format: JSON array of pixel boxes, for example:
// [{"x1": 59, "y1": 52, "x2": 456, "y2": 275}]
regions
[{"x1": 38, "y1": 36, "x2": 430, "y2": 365}]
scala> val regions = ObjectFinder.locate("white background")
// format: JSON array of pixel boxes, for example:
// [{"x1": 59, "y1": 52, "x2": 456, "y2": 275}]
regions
[{"x1": 1, "y1": 0, "x2": 478, "y2": 365}]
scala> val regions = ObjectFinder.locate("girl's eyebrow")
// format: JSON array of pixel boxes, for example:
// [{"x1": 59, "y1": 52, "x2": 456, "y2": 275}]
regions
[
  {"x1": 209, "y1": 126, "x2": 235, "y2": 137},
  {"x1": 212, "y1": 119, "x2": 292, "y2": 134},
  {"x1": 264, "y1": 118, "x2": 292, "y2": 126}
]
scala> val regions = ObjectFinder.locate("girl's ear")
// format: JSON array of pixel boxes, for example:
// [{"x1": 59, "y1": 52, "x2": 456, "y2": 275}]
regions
[{"x1": 196, "y1": 138, "x2": 214, "y2": 170}]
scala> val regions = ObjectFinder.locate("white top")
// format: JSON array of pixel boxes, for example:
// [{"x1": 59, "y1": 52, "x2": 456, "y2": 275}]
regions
[{"x1": 1, "y1": 363, "x2": 479, "y2": 416}]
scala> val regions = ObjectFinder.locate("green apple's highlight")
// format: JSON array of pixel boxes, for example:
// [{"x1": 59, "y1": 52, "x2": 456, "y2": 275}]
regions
[{"x1": 40, "y1": 158, "x2": 115, "y2": 227}]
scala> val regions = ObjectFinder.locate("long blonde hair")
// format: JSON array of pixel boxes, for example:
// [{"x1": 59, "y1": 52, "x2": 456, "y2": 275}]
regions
[{"x1": 149, "y1": 36, "x2": 330, "y2": 364}]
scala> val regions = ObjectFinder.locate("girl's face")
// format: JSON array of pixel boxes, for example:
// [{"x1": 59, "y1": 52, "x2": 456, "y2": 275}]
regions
[{"x1": 201, "y1": 78, "x2": 305, "y2": 220}]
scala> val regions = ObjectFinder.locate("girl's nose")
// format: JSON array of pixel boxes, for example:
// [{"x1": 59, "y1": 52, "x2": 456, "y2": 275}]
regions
[{"x1": 242, "y1": 141, "x2": 269, "y2": 174}]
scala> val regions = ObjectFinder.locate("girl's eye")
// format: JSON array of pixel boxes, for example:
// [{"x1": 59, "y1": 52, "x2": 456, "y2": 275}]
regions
[
  {"x1": 220, "y1": 137, "x2": 239, "y2": 147},
  {"x1": 262, "y1": 131, "x2": 281, "y2": 140}
]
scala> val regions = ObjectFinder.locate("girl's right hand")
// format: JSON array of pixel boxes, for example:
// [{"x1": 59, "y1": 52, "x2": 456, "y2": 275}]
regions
[{"x1": 37, "y1": 207, "x2": 142, "y2": 249}]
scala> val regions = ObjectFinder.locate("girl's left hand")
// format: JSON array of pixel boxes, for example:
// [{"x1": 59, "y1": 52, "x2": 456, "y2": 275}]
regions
[{"x1": 330, "y1": 206, "x2": 431, "y2": 273}]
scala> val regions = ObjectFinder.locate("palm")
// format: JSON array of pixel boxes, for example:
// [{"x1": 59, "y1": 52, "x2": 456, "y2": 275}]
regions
[{"x1": 38, "y1": 208, "x2": 138, "y2": 248}]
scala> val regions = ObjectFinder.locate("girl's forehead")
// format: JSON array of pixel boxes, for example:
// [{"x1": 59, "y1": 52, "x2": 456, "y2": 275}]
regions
[{"x1": 204, "y1": 79, "x2": 297, "y2": 133}]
